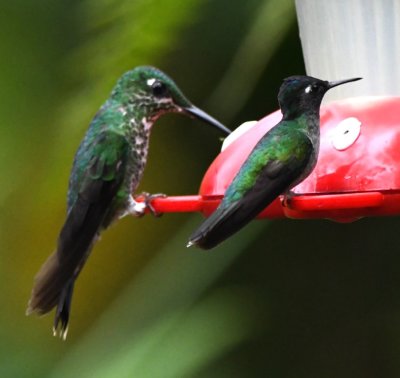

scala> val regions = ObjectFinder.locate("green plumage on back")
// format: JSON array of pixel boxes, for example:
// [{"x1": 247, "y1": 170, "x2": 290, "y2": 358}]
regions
[{"x1": 224, "y1": 119, "x2": 312, "y2": 205}]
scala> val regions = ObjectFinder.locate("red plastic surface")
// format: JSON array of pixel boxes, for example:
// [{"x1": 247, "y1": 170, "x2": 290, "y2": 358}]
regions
[{"x1": 140, "y1": 96, "x2": 400, "y2": 222}]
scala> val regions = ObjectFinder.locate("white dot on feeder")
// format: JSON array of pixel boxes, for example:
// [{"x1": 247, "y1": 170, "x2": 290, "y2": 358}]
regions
[
  {"x1": 331, "y1": 117, "x2": 361, "y2": 151},
  {"x1": 221, "y1": 121, "x2": 258, "y2": 151}
]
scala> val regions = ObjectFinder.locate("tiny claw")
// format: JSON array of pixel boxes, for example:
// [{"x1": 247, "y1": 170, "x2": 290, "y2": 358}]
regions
[
  {"x1": 281, "y1": 191, "x2": 296, "y2": 208},
  {"x1": 131, "y1": 201, "x2": 147, "y2": 217},
  {"x1": 281, "y1": 197, "x2": 290, "y2": 208},
  {"x1": 135, "y1": 192, "x2": 166, "y2": 217}
]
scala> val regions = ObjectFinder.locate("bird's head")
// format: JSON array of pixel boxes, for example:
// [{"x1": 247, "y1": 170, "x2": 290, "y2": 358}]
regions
[
  {"x1": 278, "y1": 75, "x2": 362, "y2": 120},
  {"x1": 113, "y1": 66, "x2": 230, "y2": 135}
]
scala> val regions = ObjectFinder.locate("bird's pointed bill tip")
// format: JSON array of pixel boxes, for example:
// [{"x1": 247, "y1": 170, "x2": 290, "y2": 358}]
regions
[
  {"x1": 328, "y1": 77, "x2": 362, "y2": 88},
  {"x1": 184, "y1": 106, "x2": 231, "y2": 136}
]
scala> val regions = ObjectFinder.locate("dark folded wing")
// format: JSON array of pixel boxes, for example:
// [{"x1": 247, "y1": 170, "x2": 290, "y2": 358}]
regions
[
  {"x1": 28, "y1": 132, "x2": 130, "y2": 314},
  {"x1": 189, "y1": 130, "x2": 313, "y2": 249}
]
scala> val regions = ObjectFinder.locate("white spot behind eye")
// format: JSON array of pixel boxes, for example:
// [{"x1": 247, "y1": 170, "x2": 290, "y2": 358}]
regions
[
  {"x1": 147, "y1": 78, "x2": 156, "y2": 86},
  {"x1": 305, "y1": 85, "x2": 312, "y2": 93}
]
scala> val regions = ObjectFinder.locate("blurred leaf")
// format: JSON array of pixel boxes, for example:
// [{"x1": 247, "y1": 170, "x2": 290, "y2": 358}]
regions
[
  {"x1": 70, "y1": 288, "x2": 261, "y2": 378},
  {"x1": 51, "y1": 217, "x2": 267, "y2": 378},
  {"x1": 207, "y1": 0, "x2": 296, "y2": 121}
]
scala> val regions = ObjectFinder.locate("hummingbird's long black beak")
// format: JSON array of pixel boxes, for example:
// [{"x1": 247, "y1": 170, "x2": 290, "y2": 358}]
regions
[
  {"x1": 328, "y1": 77, "x2": 362, "y2": 89},
  {"x1": 184, "y1": 106, "x2": 231, "y2": 135}
]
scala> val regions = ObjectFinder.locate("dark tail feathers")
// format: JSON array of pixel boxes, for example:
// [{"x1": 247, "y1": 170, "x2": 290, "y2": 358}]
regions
[{"x1": 26, "y1": 252, "x2": 75, "y2": 339}]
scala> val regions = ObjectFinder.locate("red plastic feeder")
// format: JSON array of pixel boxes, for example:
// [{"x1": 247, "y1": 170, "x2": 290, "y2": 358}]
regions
[{"x1": 149, "y1": 96, "x2": 400, "y2": 222}]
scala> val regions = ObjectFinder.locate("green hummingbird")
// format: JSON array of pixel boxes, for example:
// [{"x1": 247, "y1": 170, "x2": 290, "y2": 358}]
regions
[
  {"x1": 27, "y1": 66, "x2": 230, "y2": 338},
  {"x1": 187, "y1": 75, "x2": 361, "y2": 250}
]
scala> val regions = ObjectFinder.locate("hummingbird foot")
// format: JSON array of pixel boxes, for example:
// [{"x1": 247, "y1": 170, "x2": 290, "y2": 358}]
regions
[
  {"x1": 126, "y1": 196, "x2": 147, "y2": 217},
  {"x1": 281, "y1": 191, "x2": 297, "y2": 208},
  {"x1": 134, "y1": 192, "x2": 166, "y2": 217}
]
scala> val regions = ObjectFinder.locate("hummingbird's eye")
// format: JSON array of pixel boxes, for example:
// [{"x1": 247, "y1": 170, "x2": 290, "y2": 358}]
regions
[{"x1": 150, "y1": 80, "x2": 168, "y2": 97}]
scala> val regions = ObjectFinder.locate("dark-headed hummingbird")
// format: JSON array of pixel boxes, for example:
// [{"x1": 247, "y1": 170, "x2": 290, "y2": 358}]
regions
[
  {"x1": 27, "y1": 66, "x2": 230, "y2": 338},
  {"x1": 187, "y1": 75, "x2": 361, "y2": 250}
]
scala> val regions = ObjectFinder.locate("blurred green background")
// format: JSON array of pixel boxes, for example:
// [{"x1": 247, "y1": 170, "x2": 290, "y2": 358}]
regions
[{"x1": 2, "y1": 0, "x2": 400, "y2": 377}]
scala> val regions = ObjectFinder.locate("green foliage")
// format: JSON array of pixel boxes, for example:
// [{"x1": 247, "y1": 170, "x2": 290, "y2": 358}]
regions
[{"x1": 206, "y1": 0, "x2": 295, "y2": 121}]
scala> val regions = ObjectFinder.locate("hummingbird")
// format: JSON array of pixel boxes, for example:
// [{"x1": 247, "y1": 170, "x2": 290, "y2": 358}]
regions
[
  {"x1": 27, "y1": 66, "x2": 230, "y2": 338},
  {"x1": 187, "y1": 75, "x2": 362, "y2": 250}
]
